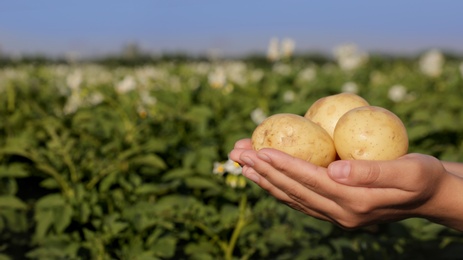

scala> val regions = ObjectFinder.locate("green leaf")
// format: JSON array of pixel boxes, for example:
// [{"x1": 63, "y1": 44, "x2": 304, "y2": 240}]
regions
[
  {"x1": 0, "y1": 164, "x2": 29, "y2": 178},
  {"x1": 162, "y1": 168, "x2": 194, "y2": 181},
  {"x1": 184, "y1": 176, "x2": 220, "y2": 190},
  {"x1": 1, "y1": 208, "x2": 28, "y2": 232},
  {"x1": 36, "y1": 193, "x2": 66, "y2": 209},
  {"x1": 0, "y1": 195, "x2": 28, "y2": 209},
  {"x1": 39, "y1": 178, "x2": 60, "y2": 189},
  {"x1": 219, "y1": 204, "x2": 239, "y2": 227},
  {"x1": 99, "y1": 171, "x2": 119, "y2": 192},
  {"x1": 143, "y1": 138, "x2": 168, "y2": 153},
  {"x1": 152, "y1": 236, "x2": 177, "y2": 258},
  {"x1": 130, "y1": 154, "x2": 167, "y2": 169},
  {"x1": 54, "y1": 204, "x2": 73, "y2": 233},
  {"x1": 184, "y1": 241, "x2": 216, "y2": 258},
  {"x1": 104, "y1": 214, "x2": 128, "y2": 236},
  {"x1": 152, "y1": 195, "x2": 197, "y2": 212},
  {"x1": 134, "y1": 183, "x2": 167, "y2": 195},
  {"x1": 79, "y1": 202, "x2": 91, "y2": 223},
  {"x1": 300, "y1": 216, "x2": 333, "y2": 236},
  {"x1": 34, "y1": 209, "x2": 54, "y2": 239}
]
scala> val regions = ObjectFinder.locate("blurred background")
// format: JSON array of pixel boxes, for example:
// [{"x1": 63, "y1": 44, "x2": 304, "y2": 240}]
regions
[
  {"x1": 1, "y1": 0, "x2": 462, "y2": 58},
  {"x1": 2, "y1": 1, "x2": 463, "y2": 260}
]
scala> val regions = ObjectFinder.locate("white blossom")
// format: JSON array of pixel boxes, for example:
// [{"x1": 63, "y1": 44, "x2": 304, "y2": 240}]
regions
[
  {"x1": 139, "y1": 90, "x2": 157, "y2": 106},
  {"x1": 297, "y1": 66, "x2": 316, "y2": 82},
  {"x1": 267, "y1": 37, "x2": 296, "y2": 62},
  {"x1": 63, "y1": 92, "x2": 82, "y2": 115},
  {"x1": 250, "y1": 69, "x2": 264, "y2": 83},
  {"x1": 341, "y1": 82, "x2": 359, "y2": 94},
  {"x1": 88, "y1": 92, "x2": 104, "y2": 106},
  {"x1": 419, "y1": 49, "x2": 444, "y2": 77},
  {"x1": 223, "y1": 159, "x2": 242, "y2": 175},
  {"x1": 281, "y1": 38, "x2": 296, "y2": 59},
  {"x1": 208, "y1": 66, "x2": 226, "y2": 88},
  {"x1": 388, "y1": 84, "x2": 407, "y2": 102},
  {"x1": 250, "y1": 108, "x2": 267, "y2": 125},
  {"x1": 267, "y1": 37, "x2": 280, "y2": 62},
  {"x1": 333, "y1": 43, "x2": 368, "y2": 71},
  {"x1": 66, "y1": 69, "x2": 82, "y2": 91},
  {"x1": 225, "y1": 61, "x2": 247, "y2": 86},
  {"x1": 283, "y1": 90, "x2": 296, "y2": 103},
  {"x1": 213, "y1": 162, "x2": 226, "y2": 175},
  {"x1": 116, "y1": 75, "x2": 137, "y2": 94}
]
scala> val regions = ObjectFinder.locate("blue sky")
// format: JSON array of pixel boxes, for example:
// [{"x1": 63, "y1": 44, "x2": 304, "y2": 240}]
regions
[{"x1": 1, "y1": 1, "x2": 462, "y2": 57}]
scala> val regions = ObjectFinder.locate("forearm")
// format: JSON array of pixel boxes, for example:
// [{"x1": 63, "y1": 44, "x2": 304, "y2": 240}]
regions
[
  {"x1": 419, "y1": 170, "x2": 463, "y2": 232},
  {"x1": 442, "y1": 161, "x2": 463, "y2": 178}
]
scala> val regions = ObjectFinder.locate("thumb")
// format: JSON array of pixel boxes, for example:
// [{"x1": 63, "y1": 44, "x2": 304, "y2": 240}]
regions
[{"x1": 327, "y1": 159, "x2": 394, "y2": 188}]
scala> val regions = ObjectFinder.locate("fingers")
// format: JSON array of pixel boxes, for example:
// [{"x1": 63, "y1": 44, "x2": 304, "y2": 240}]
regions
[
  {"x1": 239, "y1": 148, "x2": 344, "y2": 216},
  {"x1": 327, "y1": 154, "x2": 442, "y2": 191},
  {"x1": 234, "y1": 138, "x2": 252, "y2": 149},
  {"x1": 241, "y1": 159, "x2": 338, "y2": 223}
]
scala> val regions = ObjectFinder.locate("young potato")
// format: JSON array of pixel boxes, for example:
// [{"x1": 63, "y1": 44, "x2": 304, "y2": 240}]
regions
[
  {"x1": 333, "y1": 106, "x2": 409, "y2": 160},
  {"x1": 305, "y1": 93, "x2": 370, "y2": 139},
  {"x1": 252, "y1": 113, "x2": 337, "y2": 167}
]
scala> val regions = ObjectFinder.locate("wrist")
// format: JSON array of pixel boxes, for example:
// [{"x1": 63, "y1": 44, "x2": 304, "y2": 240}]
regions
[{"x1": 417, "y1": 171, "x2": 463, "y2": 231}]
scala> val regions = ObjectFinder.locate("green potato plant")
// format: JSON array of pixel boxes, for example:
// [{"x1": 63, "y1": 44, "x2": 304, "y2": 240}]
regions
[{"x1": 0, "y1": 53, "x2": 463, "y2": 259}]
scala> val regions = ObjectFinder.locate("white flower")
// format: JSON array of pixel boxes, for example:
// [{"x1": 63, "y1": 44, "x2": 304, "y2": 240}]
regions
[
  {"x1": 63, "y1": 92, "x2": 82, "y2": 115},
  {"x1": 388, "y1": 84, "x2": 407, "y2": 102},
  {"x1": 116, "y1": 76, "x2": 136, "y2": 94},
  {"x1": 283, "y1": 90, "x2": 295, "y2": 103},
  {"x1": 66, "y1": 69, "x2": 82, "y2": 91},
  {"x1": 341, "y1": 82, "x2": 359, "y2": 94},
  {"x1": 208, "y1": 66, "x2": 226, "y2": 89},
  {"x1": 213, "y1": 162, "x2": 226, "y2": 175},
  {"x1": 419, "y1": 49, "x2": 444, "y2": 77},
  {"x1": 297, "y1": 66, "x2": 316, "y2": 82},
  {"x1": 250, "y1": 69, "x2": 264, "y2": 83},
  {"x1": 459, "y1": 62, "x2": 463, "y2": 79},
  {"x1": 88, "y1": 92, "x2": 104, "y2": 106},
  {"x1": 225, "y1": 61, "x2": 246, "y2": 86},
  {"x1": 139, "y1": 90, "x2": 157, "y2": 106},
  {"x1": 281, "y1": 38, "x2": 296, "y2": 59},
  {"x1": 213, "y1": 159, "x2": 242, "y2": 176},
  {"x1": 333, "y1": 43, "x2": 369, "y2": 71},
  {"x1": 223, "y1": 159, "x2": 242, "y2": 175},
  {"x1": 250, "y1": 108, "x2": 267, "y2": 125},
  {"x1": 267, "y1": 37, "x2": 280, "y2": 62}
]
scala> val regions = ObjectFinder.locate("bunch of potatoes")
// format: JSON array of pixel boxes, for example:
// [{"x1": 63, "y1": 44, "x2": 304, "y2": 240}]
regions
[{"x1": 251, "y1": 93, "x2": 409, "y2": 167}]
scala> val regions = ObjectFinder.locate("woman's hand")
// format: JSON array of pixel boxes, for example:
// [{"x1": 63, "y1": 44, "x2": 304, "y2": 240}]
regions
[{"x1": 229, "y1": 138, "x2": 463, "y2": 231}]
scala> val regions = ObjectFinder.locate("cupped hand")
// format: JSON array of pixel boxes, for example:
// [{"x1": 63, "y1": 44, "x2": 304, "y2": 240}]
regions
[{"x1": 229, "y1": 138, "x2": 456, "y2": 229}]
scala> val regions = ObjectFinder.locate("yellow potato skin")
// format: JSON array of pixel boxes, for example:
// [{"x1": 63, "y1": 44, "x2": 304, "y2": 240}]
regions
[
  {"x1": 305, "y1": 93, "x2": 370, "y2": 138},
  {"x1": 333, "y1": 106, "x2": 409, "y2": 160},
  {"x1": 252, "y1": 113, "x2": 337, "y2": 167}
]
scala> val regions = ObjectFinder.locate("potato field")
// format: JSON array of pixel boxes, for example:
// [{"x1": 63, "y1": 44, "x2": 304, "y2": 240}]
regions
[{"x1": 1, "y1": 48, "x2": 463, "y2": 259}]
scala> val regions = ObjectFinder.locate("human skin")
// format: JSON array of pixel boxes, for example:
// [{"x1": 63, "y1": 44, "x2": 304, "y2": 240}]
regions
[{"x1": 229, "y1": 138, "x2": 463, "y2": 232}]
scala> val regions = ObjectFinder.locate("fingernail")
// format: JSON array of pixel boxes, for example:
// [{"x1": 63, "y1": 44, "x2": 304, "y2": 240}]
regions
[
  {"x1": 241, "y1": 156, "x2": 254, "y2": 167},
  {"x1": 329, "y1": 161, "x2": 351, "y2": 180},
  {"x1": 244, "y1": 171, "x2": 260, "y2": 183},
  {"x1": 257, "y1": 152, "x2": 271, "y2": 163}
]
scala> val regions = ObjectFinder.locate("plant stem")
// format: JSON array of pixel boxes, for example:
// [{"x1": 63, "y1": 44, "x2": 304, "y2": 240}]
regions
[{"x1": 225, "y1": 194, "x2": 248, "y2": 260}]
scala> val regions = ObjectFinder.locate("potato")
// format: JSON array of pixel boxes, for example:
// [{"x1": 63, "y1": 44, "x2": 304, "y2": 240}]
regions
[
  {"x1": 251, "y1": 113, "x2": 337, "y2": 167},
  {"x1": 333, "y1": 106, "x2": 408, "y2": 160},
  {"x1": 305, "y1": 93, "x2": 370, "y2": 138}
]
